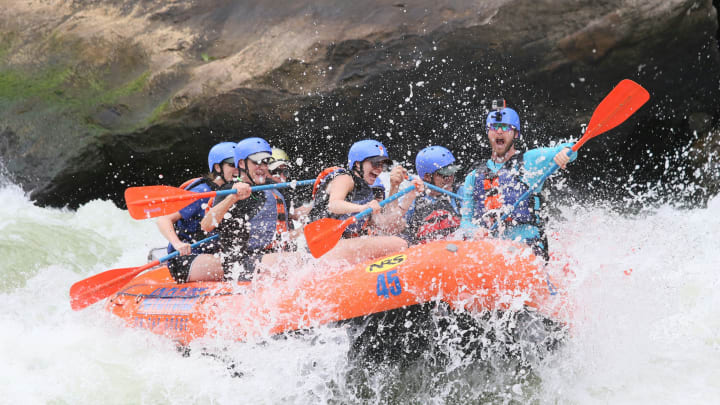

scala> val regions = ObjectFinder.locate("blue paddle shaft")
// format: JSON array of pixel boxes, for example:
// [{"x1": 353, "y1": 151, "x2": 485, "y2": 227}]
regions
[
  {"x1": 159, "y1": 234, "x2": 219, "y2": 263},
  {"x1": 214, "y1": 179, "x2": 315, "y2": 198},
  {"x1": 422, "y1": 181, "x2": 462, "y2": 200},
  {"x1": 354, "y1": 184, "x2": 417, "y2": 221},
  {"x1": 489, "y1": 148, "x2": 572, "y2": 231},
  {"x1": 408, "y1": 175, "x2": 461, "y2": 200},
  {"x1": 159, "y1": 180, "x2": 314, "y2": 261}
]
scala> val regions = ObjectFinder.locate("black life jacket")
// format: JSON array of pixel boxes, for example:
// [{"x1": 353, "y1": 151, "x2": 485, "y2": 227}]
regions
[
  {"x1": 309, "y1": 167, "x2": 374, "y2": 238},
  {"x1": 406, "y1": 194, "x2": 460, "y2": 244}
]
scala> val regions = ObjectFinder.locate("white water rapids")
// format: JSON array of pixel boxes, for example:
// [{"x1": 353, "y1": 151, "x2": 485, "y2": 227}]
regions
[{"x1": 1, "y1": 176, "x2": 718, "y2": 404}]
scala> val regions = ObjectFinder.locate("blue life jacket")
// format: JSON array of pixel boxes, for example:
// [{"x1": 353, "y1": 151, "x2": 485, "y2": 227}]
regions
[
  {"x1": 214, "y1": 181, "x2": 291, "y2": 266},
  {"x1": 460, "y1": 152, "x2": 546, "y2": 249},
  {"x1": 168, "y1": 177, "x2": 217, "y2": 255},
  {"x1": 459, "y1": 144, "x2": 576, "y2": 256},
  {"x1": 309, "y1": 168, "x2": 374, "y2": 238},
  {"x1": 246, "y1": 189, "x2": 289, "y2": 251},
  {"x1": 475, "y1": 153, "x2": 538, "y2": 223}
]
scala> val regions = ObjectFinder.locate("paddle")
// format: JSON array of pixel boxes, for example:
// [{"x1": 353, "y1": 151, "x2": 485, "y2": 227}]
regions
[
  {"x1": 69, "y1": 235, "x2": 219, "y2": 311},
  {"x1": 419, "y1": 179, "x2": 462, "y2": 200},
  {"x1": 487, "y1": 79, "x2": 650, "y2": 231},
  {"x1": 305, "y1": 184, "x2": 418, "y2": 258},
  {"x1": 125, "y1": 179, "x2": 315, "y2": 220},
  {"x1": 400, "y1": 174, "x2": 462, "y2": 200}
]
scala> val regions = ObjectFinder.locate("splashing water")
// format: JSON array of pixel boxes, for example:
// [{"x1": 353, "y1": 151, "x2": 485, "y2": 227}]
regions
[{"x1": 1, "y1": 175, "x2": 718, "y2": 404}]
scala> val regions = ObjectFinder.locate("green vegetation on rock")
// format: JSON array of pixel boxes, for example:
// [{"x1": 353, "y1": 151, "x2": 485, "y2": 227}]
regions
[{"x1": 0, "y1": 31, "x2": 164, "y2": 133}]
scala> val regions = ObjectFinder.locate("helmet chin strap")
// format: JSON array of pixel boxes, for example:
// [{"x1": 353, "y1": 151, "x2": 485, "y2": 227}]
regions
[
  {"x1": 239, "y1": 158, "x2": 257, "y2": 186},
  {"x1": 212, "y1": 165, "x2": 228, "y2": 186},
  {"x1": 353, "y1": 162, "x2": 365, "y2": 180}
]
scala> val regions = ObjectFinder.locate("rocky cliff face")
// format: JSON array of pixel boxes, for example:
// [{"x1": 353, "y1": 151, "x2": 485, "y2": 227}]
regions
[{"x1": 1, "y1": 0, "x2": 719, "y2": 208}]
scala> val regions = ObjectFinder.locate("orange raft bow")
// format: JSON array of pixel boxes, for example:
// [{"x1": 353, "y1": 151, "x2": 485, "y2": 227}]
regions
[{"x1": 104, "y1": 239, "x2": 568, "y2": 346}]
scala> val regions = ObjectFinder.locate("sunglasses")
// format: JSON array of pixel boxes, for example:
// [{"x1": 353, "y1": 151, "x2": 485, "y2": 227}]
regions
[
  {"x1": 221, "y1": 158, "x2": 236, "y2": 168},
  {"x1": 488, "y1": 123, "x2": 517, "y2": 132},
  {"x1": 433, "y1": 172, "x2": 455, "y2": 181},
  {"x1": 249, "y1": 157, "x2": 273, "y2": 166},
  {"x1": 369, "y1": 160, "x2": 391, "y2": 170},
  {"x1": 270, "y1": 168, "x2": 290, "y2": 177},
  {"x1": 372, "y1": 187, "x2": 385, "y2": 200}
]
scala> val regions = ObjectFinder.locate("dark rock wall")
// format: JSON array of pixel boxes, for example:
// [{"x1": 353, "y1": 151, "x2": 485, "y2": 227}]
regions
[{"x1": 1, "y1": 0, "x2": 719, "y2": 209}]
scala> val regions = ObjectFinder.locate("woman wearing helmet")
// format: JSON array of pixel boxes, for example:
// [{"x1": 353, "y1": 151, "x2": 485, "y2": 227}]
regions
[
  {"x1": 267, "y1": 147, "x2": 312, "y2": 223},
  {"x1": 403, "y1": 145, "x2": 462, "y2": 244},
  {"x1": 309, "y1": 139, "x2": 424, "y2": 264},
  {"x1": 460, "y1": 103, "x2": 577, "y2": 260},
  {"x1": 201, "y1": 137, "x2": 294, "y2": 281},
  {"x1": 370, "y1": 177, "x2": 386, "y2": 201},
  {"x1": 157, "y1": 141, "x2": 238, "y2": 283},
  {"x1": 268, "y1": 147, "x2": 291, "y2": 183}
]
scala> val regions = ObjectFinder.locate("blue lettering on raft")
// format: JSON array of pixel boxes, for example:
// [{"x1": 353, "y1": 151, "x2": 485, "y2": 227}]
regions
[
  {"x1": 546, "y1": 278, "x2": 558, "y2": 295},
  {"x1": 376, "y1": 269, "x2": 402, "y2": 299},
  {"x1": 148, "y1": 287, "x2": 207, "y2": 298},
  {"x1": 136, "y1": 287, "x2": 209, "y2": 315},
  {"x1": 132, "y1": 316, "x2": 189, "y2": 332},
  {"x1": 139, "y1": 297, "x2": 198, "y2": 315}
]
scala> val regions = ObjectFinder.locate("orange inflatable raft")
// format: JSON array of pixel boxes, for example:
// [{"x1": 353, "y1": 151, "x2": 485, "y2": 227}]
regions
[{"x1": 105, "y1": 239, "x2": 568, "y2": 346}]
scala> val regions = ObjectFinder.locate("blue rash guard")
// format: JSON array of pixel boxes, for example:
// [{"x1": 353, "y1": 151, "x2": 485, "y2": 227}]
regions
[
  {"x1": 167, "y1": 178, "x2": 217, "y2": 255},
  {"x1": 460, "y1": 144, "x2": 577, "y2": 257}
]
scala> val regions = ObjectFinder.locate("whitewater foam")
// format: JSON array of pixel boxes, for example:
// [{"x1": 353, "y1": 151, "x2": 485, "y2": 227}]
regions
[{"x1": 1, "y1": 179, "x2": 718, "y2": 404}]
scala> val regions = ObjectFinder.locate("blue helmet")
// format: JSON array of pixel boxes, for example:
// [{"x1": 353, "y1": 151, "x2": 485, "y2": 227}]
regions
[
  {"x1": 348, "y1": 139, "x2": 390, "y2": 169},
  {"x1": 371, "y1": 177, "x2": 385, "y2": 200},
  {"x1": 207, "y1": 142, "x2": 236, "y2": 172},
  {"x1": 234, "y1": 137, "x2": 272, "y2": 167},
  {"x1": 415, "y1": 146, "x2": 457, "y2": 178},
  {"x1": 486, "y1": 107, "x2": 521, "y2": 137}
]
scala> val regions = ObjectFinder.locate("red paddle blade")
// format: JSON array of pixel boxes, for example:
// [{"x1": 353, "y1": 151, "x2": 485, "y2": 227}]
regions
[
  {"x1": 304, "y1": 217, "x2": 354, "y2": 258},
  {"x1": 69, "y1": 262, "x2": 154, "y2": 310},
  {"x1": 125, "y1": 185, "x2": 207, "y2": 220},
  {"x1": 574, "y1": 79, "x2": 650, "y2": 150}
]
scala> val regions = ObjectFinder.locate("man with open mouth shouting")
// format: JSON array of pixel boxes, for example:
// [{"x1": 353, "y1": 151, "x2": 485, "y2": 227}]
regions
[{"x1": 460, "y1": 100, "x2": 576, "y2": 260}]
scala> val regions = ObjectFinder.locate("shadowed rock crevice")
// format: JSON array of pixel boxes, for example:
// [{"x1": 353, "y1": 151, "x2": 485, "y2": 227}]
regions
[{"x1": 1, "y1": 0, "x2": 719, "y2": 209}]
